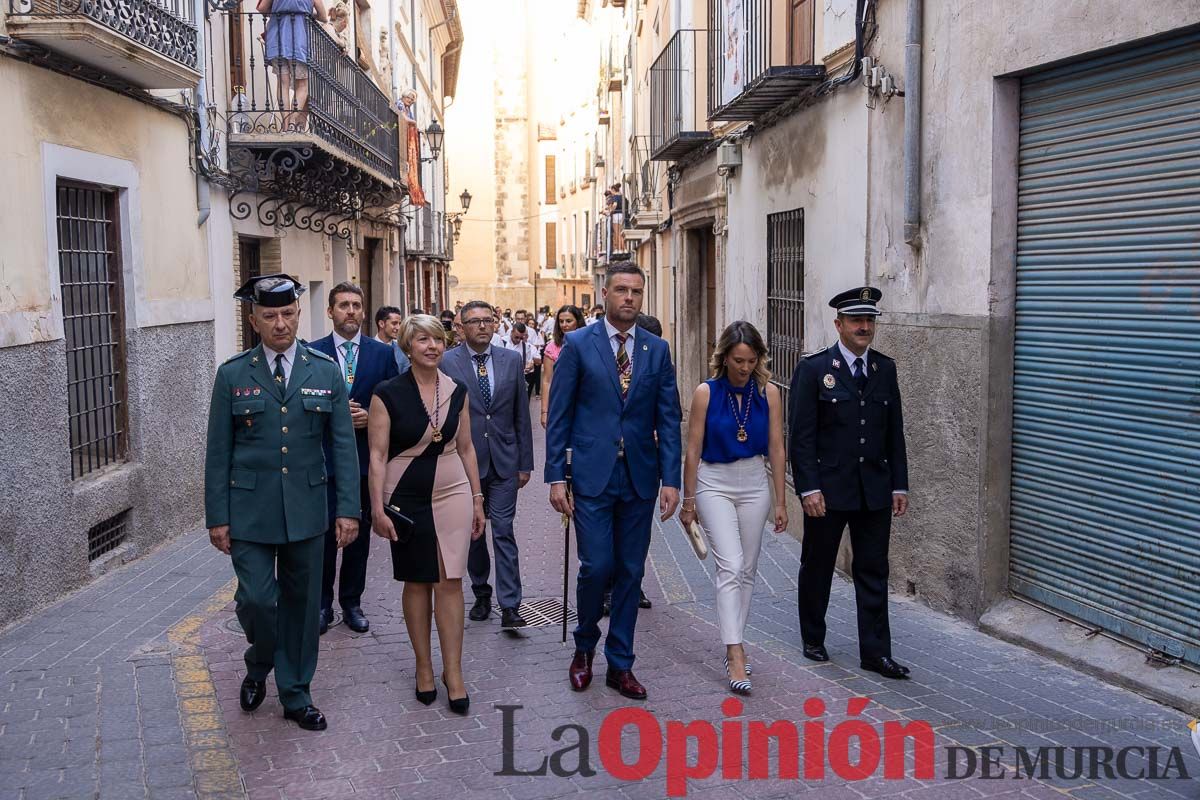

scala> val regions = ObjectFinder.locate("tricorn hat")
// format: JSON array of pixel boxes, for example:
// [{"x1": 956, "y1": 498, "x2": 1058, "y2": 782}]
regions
[
  {"x1": 829, "y1": 286, "x2": 882, "y2": 316},
  {"x1": 233, "y1": 274, "x2": 306, "y2": 307}
]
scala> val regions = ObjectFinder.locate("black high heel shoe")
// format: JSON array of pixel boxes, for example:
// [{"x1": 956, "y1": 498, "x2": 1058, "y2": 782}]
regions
[
  {"x1": 441, "y1": 675, "x2": 470, "y2": 715},
  {"x1": 415, "y1": 675, "x2": 437, "y2": 706}
]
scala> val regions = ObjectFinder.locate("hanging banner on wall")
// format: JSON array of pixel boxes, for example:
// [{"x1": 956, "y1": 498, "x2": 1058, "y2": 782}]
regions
[
  {"x1": 406, "y1": 122, "x2": 427, "y2": 207},
  {"x1": 720, "y1": 0, "x2": 745, "y2": 106}
]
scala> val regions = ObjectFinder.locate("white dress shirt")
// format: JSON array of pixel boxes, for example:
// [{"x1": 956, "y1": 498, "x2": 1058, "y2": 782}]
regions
[
  {"x1": 837, "y1": 341, "x2": 869, "y2": 377},
  {"x1": 503, "y1": 338, "x2": 538, "y2": 371},
  {"x1": 261, "y1": 339, "x2": 299, "y2": 388},
  {"x1": 490, "y1": 332, "x2": 507, "y2": 349},
  {"x1": 463, "y1": 344, "x2": 497, "y2": 396},
  {"x1": 332, "y1": 330, "x2": 363, "y2": 383}
]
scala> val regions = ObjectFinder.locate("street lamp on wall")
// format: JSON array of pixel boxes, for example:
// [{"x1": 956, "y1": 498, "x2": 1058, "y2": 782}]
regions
[
  {"x1": 449, "y1": 188, "x2": 472, "y2": 243},
  {"x1": 421, "y1": 121, "x2": 444, "y2": 162}
]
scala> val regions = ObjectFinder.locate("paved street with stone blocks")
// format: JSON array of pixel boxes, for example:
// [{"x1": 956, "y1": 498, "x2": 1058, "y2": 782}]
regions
[{"x1": 2, "y1": 401, "x2": 1198, "y2": 800}]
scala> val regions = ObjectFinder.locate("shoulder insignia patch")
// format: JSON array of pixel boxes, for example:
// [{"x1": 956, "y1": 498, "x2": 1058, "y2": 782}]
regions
[{"x1": 305, "y1": 347, "x2": 336, "y2": 364}]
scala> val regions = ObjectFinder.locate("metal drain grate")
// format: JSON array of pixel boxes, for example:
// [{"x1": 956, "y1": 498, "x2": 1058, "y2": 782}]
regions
[
  {"x1": 498, "y1": 597, "x2": 576, "y2": 628},
  {"x1": 87, "y1": 510, "x2": 130, "y2": 561}
]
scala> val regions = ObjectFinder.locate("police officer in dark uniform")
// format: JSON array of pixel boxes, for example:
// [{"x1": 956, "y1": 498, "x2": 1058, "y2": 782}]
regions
[
  {"x1": 788, "y1": 287, "x2": 911, "y2": 679},
  {"x1": 204, "y1": 274, "x2": 360, "y2": 730}
]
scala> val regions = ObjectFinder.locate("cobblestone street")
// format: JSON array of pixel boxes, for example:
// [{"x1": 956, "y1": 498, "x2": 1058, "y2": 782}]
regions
[{"x1": 2, "y1": 400, "x2": 1197, "y2": 800}]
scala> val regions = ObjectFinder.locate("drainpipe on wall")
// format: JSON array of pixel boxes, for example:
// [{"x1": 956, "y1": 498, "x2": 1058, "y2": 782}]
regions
[
  {"x1": 194, "y1": 0, "x2": 211, "y2": 226},
  {"x1": 902, "y1": 0, "x2": 922, "y2": 244}
]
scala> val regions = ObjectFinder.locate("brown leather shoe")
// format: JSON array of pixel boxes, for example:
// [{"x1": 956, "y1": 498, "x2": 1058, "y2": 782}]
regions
[
  {"x1": 605, "y1": 668, "x2": 647, "y2": 700},
  {"x1": 569, "y1": 651, "x2": 594, "y2": 691}
]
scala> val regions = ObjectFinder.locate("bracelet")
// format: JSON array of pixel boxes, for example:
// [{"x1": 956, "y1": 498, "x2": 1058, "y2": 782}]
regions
[{"x1": 472, "y1": 492, "x2": 484, "y2": 499}]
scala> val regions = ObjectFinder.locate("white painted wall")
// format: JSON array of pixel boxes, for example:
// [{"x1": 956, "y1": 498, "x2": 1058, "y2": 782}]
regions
[
  {"x1": 865, "y1": 0, "x2": 1200, "y2": 319},
  {"x1": 723, "y1": 88, "x2": 868, "y2": 350}
]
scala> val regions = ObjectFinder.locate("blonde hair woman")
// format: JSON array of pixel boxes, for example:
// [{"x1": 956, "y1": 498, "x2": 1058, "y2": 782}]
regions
[
  {"x1": 368, "y1": 315, "x2": 485, "y2": 714},
  {"x1": 679, "y1": 321, "x2": 788, "y2": 695}
]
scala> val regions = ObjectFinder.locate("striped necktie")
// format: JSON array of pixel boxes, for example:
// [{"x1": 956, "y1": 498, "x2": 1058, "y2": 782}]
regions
[{"x1": 615, "y1": 333, "x2": 631, "y2": 400}]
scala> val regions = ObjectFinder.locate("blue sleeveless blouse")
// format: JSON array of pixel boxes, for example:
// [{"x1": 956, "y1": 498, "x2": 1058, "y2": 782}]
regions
[{"x1": 701, "y1": 377, "x2": 769, "y2": 463}]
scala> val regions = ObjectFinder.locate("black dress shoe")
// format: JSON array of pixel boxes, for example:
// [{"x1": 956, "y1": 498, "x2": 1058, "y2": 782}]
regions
[
  {"x1": 343, "y1": 606, "x2": 369, "y2": 633},
  {"x1": 500, "y1": 607, "x2": 527, "y2": 629},
  {"x1": 638, "y1": 590, "x2": 652, "y2": 609},
  {"x1": 318, "y1": 607, "x2": 332, "y2": 636},
  {"x1": 860, "y1": 656, "x2": 911, "y2": 679},
  {"x1": 468, "y1": 597, "x2": 491, "y2": 621},
  {"x1": 239, "y1": 677, "x2": 266, "y2": 712},
  {"x1": 802, "y1": 643, "x2": 830, "y2": 662},
  {"x1": 283, "y1": 705, "x2": 327, "y2": 731}
]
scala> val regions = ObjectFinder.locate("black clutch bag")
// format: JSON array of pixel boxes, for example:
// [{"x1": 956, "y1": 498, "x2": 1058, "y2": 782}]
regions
[{"x1": 382, "y1": 502, "x2": 415, "y2": 544}]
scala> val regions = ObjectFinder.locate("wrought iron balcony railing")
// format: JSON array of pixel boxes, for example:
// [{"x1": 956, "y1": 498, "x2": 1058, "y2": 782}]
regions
[
  {"x1": 649, "y1": 29, "x2": 713, "y2": 162},
  {"x1": 6, "y1": 0, "x2": 199, "y2": 87},
  {"x1": 707, "y1": 0, "x2": 826, "y2": 121},
  {"x1": 406, "y1": 206, "x2": 452, "y2": 259},
  {"x1": 225, "y1": 11, "x2": 400, "y2": 182}
]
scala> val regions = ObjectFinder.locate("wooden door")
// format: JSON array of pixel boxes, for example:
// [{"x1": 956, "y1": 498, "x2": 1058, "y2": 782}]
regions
[{"x1": 788, "y1": 0, "x2": 815, "y2": 66}]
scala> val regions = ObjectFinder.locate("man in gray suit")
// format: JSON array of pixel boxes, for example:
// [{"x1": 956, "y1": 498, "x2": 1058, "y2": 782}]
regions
[{"x1": 443, "y1": 300, "x2": 534, "y2": 629}]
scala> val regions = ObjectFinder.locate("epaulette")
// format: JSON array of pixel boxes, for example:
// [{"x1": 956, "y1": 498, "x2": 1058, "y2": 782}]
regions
[
  {"x1": 223, "y1": 349, "x2": 252, "y2": 364},
  {"x1": 872, "y1": 349, "x2": 895, "y2": 363},
  {"x1": 304, "y1": 345, "x2": 336, "y2": 364}
]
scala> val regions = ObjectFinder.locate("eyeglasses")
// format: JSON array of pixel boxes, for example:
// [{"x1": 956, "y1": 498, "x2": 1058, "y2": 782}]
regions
[{"x1": 462, "y1": 318, "x2": 493, "y2": 328}]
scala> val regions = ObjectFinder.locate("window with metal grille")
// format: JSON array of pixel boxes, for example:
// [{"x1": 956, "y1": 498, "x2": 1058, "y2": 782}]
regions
[
  {"x1": 88, "y1": 509, "x2": 131, "y2": 561},
  {"x1": 766, "y1": 208, "x2": 805, "y2": 439},
  {"x1": 57, "y1": 183, "x2": 129, "y2": 480}
]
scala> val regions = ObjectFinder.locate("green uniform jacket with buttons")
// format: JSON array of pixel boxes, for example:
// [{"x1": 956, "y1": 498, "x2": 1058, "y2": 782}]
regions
[{"x1": 204, "y1": 343, "x2": 360, "y2": 543}]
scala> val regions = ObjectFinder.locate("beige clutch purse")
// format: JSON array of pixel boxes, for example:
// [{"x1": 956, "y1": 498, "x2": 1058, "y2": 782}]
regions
[{"x1": 685, "y1": 520, "x2": 709, "y2": 560}]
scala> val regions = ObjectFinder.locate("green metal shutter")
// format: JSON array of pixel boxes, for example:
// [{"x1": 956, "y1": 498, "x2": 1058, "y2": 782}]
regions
[{"x1": 1011, "y1": 30, "x2": 1200, "y2": 664}]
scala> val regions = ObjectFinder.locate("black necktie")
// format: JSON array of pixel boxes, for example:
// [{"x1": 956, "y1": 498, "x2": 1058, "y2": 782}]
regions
[
  {"x1": 273, "y1": 353, "x2": 286, "y2": 388},
  {"x1": 853, "y1": 357, "x2": 867, "y2": 393}
]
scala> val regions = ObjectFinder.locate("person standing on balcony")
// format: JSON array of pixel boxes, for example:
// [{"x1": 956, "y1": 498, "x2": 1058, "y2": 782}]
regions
[{"x1": 259, "y1": 0, "x2": 328, "y2": 131}]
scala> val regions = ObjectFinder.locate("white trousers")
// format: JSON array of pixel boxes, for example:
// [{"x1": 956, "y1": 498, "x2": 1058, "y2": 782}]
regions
[{"x1": 695, "y1": 456, "x2": 773, "y2": 645}]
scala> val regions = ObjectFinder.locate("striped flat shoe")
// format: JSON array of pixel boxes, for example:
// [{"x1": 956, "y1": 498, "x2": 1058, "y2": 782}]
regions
[{"x1": 723, "y1": 655, "x2": 752, "y2": 676}]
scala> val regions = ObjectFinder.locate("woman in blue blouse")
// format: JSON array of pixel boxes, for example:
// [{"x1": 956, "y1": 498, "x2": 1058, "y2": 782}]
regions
[{"x1": 680, "y1": 321, "x2": 788, "y2": 695}]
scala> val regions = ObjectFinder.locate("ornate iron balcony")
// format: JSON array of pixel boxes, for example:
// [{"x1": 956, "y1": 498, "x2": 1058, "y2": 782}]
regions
[
  {"x1": 6, "y1": 0, "x2": 200, "y2": 87},
  {"x1": 224, "y1": 11, "x2": 401, "y2": 183}
]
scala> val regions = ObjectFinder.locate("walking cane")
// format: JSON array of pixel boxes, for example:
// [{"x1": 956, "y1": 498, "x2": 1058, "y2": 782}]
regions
[{"x1": 561, "y1": 448, "x2": 573, "y2": 644}]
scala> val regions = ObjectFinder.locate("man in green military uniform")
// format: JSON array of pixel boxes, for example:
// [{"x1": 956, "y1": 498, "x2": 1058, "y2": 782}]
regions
[{"x1": 204, "y1": 274, "x2": 360, "y2": 731}]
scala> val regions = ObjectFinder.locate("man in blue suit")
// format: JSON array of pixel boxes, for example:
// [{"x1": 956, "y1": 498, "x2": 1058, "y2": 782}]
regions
[
  {"x1": 545, "y1": 261, "x2": 682, "y2": 700},
  {"x1": 310, "y1": 282, "x2": 399, "y2": 634}
]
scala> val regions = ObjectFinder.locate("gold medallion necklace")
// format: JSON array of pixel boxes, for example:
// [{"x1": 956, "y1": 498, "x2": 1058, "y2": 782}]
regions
[
  {"x1": 727, "y1": 380, "x2": 752, "y2": 443},
  {"x1": 417, "y1": 375, "x2": 444, "y2": 442}
]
